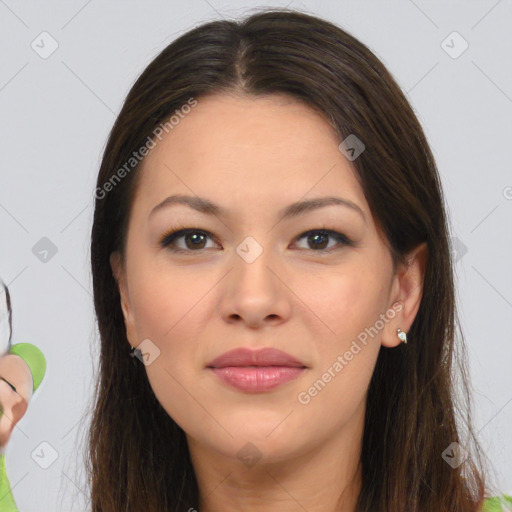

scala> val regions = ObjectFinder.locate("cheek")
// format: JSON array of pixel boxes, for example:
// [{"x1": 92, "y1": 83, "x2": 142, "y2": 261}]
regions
[
  {"x1": 127, "y1": 269, "x2": 207, "y2": 418},
  {"x1": 128, "y1": 257, "x2": 197, "y2": 339},
  {"x1": 295, "y1": 264, "x2": 388, "y2": 347},
  {"x1": 137, "y1": 298, "x2": 201, "y2": 432},
  {"x1": 295, "y1": 264, "x2": 388, "y2": 416},
  {"x1": 293, "y1": 272, "x2": 384, "y2": 434}
]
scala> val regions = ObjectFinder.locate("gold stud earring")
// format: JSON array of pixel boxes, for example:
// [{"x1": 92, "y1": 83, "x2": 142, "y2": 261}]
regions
[{"x1": 397, "y1": 328, "x2": 407, "y2": 344}]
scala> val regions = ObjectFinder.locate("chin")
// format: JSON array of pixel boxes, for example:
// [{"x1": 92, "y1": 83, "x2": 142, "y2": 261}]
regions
[{"x1": 212, "y1": 426, "x2": 305, "y2": 462}]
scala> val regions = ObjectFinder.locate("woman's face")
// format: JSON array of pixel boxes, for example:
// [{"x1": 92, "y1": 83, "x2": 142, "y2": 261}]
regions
[
  {"x1": 111, "y1": 93, "x2": 425, "y2": 466},
  {"x1": 0, "y1": 354, "x2": 32, "y2": 448}
]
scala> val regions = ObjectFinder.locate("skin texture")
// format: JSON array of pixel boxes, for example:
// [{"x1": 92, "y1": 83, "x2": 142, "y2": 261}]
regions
[
  {"x1": 0, "y1": 354, "x2": 33, "y2": 449},
  {"x1": 110, "y1": 93, "x2": 428, "y2": 512}
]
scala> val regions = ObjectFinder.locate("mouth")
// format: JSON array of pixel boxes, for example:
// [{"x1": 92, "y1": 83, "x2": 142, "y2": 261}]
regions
[
  {"x1": 206, "y1": 346, "x2": 307, "y2": 369},
  {"x1": 206, "y1": 347, "x2": 307, "y2": 393}
]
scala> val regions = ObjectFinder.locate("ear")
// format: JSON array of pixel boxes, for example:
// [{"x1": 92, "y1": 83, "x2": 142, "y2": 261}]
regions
[
  {"x1": 381, "y1": 241, "x2": 428, "y2": 348},
  {"x1": 110, "y1": 251, "x2": 138, "y2": 349}
]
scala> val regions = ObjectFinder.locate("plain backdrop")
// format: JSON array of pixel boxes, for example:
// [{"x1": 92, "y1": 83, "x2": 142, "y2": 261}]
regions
[{"x1": 0, "y1": 1, "x2": 511, "y2": 510}]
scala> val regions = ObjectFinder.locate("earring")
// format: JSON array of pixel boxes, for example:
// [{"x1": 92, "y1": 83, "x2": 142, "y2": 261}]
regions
[
  {"x1": 397, "y1": 328, "x2": 407, "y2": 344},
  {"x1": 129, "y1": 346, "x2": 141, "y2": 358}
]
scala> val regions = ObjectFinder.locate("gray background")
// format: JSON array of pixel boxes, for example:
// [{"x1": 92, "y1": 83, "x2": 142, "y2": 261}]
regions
[{"x1": 1, "y1": 1, "x2": 511, "y2": 510}]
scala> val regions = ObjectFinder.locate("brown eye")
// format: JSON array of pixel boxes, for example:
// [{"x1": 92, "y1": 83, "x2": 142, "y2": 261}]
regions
[
  {"x1": 294, "y1": 229, "x2": 354, "y2": 252},
  {"x1": 160, "y1": 228, "x2": 217, "y2": 253}
]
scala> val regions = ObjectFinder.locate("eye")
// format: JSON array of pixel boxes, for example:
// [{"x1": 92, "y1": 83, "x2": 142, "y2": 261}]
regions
[
  {"x1": 0, "y1": 377, "x2": 17, "y2": 393},
  {"x1": 159, "y1": 226, "x2": 354, "y2": 254},
  {"x1": 159, "y1": 227, "x2": 218, "y2": 253},
  {"x1": 293, "y1": 229, "x2": 355, "y2": 252}
]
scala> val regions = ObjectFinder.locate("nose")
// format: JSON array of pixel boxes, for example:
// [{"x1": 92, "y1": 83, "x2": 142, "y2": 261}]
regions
[
  {"x1": 219, "y1": 251, "x2": 292, "y2": 329},
  {"x1": 0, "y1": 387, "x2": 27, "y2": 425}
]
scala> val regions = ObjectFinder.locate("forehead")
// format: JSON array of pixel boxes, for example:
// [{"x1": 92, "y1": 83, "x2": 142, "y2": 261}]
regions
[{"x1": 132, "y1": 93, "x2": 368, "y2": 221}]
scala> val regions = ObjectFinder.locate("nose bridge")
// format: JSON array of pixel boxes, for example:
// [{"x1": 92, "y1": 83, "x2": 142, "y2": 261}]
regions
[{"x1": 232, "y1": 234, "x2": 277, "y2": 290}]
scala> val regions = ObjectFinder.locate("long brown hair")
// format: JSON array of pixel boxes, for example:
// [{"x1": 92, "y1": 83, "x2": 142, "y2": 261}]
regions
[{"x1": 87, "y1": 8, "x2": 496, "y2": 511}]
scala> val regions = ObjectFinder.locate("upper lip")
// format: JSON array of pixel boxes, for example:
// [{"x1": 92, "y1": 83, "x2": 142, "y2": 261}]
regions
[{"x1": 206, "y1": 347, "x2": 307, "y2": 369}]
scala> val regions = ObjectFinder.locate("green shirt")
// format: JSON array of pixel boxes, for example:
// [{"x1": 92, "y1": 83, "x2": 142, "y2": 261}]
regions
[
  {"x1": 482, "y1": 494, "x2": 512, "y2": 511},
  {"x1": 0, "y1": 452, "x2": 19, "y2": 512}
]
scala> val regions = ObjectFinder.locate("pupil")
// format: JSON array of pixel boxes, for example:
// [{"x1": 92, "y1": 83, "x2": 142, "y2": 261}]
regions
[
  {"x1": 310, "y1": 233, "x2": 327, "y2": 249},
  {"x1": 187, "y1": 233, "x2": 205, "y2": 249}
]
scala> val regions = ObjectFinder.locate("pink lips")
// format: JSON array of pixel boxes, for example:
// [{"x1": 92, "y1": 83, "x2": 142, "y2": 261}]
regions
[{"x1": 206, "y1": 347, "x2": 307, "y2": 393}]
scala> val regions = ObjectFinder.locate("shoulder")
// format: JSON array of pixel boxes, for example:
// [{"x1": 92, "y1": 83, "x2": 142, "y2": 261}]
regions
[{"x1": 481, "y1": 495, "x2": 512, "y2": 511}]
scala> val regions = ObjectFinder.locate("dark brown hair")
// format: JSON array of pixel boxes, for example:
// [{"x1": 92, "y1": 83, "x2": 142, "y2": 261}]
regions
[
  {"x1": 0, "y1": 278, "x2": 13, "y2": 351},
  {"x1": 0, "y1": 278, "x2": 13, "y2": 419},
  {"x1": 87, "y1": 8, "x2": 496, "y2": 511}
]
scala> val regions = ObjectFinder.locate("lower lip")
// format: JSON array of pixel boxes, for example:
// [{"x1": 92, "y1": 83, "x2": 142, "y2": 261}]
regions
[{"x1": 209, "y1": 366, "x2": 305, "y2": 392}]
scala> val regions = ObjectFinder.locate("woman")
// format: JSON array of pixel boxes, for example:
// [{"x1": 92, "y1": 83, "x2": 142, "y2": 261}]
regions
[
  {"x1": 87, "y1": 8, "x2": 509, "y2": 512},
  {"x1": 0, "y1": 279, "x2": 47, "y2": 511}
]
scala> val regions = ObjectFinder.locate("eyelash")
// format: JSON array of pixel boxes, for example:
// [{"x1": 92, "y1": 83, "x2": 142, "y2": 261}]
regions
[
  {"x1": 158, "y1": 223, "x2": 355, "y2": 255},
  {"x1": 0, "y1": 377, "x2": 17, "y2": 393}
]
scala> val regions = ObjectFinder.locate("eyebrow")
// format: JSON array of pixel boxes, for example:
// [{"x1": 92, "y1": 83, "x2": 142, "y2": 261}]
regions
[{"x1": 149, "y1": 194, "x2": 366, "y2": 224}]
